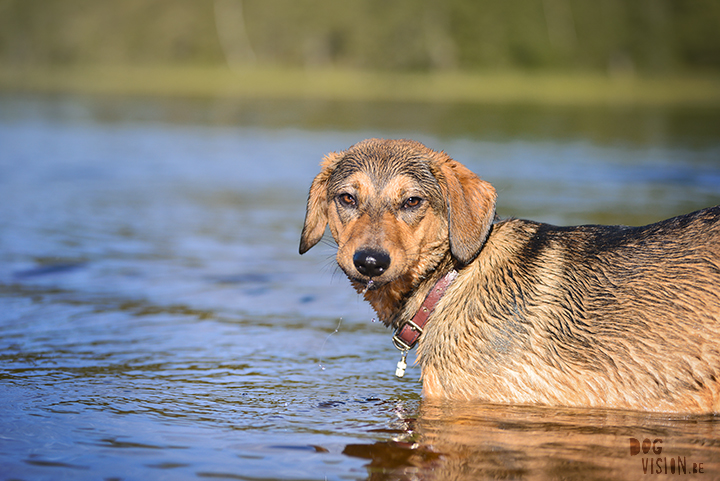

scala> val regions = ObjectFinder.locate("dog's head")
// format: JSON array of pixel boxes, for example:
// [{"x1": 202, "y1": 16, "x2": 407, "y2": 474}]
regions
[{"x1": 300, "y1": 138, "x2": 496, "y2": 291}]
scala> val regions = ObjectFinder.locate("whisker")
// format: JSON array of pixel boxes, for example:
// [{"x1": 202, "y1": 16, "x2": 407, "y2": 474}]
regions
[
  {"x1": 320, "y1": 259, "x2": 337, "y2": 276},
  {"x1": 320, "y1": 235, "x2": 338, "y2": 249},
  {"x1": 320, "y1": 239, "x2": 337, "y2": 248},
  {"x1": 330, "y1": 265, "x2": 346, "y2": 282}
]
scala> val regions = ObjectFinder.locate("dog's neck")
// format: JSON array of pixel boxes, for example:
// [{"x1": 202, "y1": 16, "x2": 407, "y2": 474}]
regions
[{"x1": 355, "y1": 255, "x2": 457, "y2": 328}]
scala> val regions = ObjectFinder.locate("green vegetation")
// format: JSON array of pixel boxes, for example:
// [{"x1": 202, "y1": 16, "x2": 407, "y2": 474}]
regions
[
  {"x1": 1, "y1": 0, "x2": 719, "y2": 105},
  {"x1": 3, "y1": 0, "x2": 719, "y2": 72},
  {"x1": 2, "y1": 65, "x2": 719, "y2": 107}
]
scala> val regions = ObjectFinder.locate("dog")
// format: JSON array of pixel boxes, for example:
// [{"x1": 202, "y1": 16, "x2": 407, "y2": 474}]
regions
[{"x1": 300, "y1": 138, "x2": 720, "y2": 414}]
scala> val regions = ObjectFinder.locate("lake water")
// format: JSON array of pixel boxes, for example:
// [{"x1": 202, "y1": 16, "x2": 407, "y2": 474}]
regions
[{"x1": 1, "y1": 94, "x2": 720, "y2": 480}]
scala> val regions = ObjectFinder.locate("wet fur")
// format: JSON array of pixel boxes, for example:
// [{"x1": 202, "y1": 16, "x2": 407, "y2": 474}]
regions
[{"x1": 300, "y1": 138, "x2": 720, "y2": 413}]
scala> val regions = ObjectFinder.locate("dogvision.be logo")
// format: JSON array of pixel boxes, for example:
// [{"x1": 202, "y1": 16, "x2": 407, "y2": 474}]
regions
[{"x1": 630, "y1": 438, "x2": 705, "y2": 475}]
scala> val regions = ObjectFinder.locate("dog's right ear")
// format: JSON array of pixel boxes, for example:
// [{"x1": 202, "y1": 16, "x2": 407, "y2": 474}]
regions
[{"x1": 299, "y1": 152, "x2": 342, "y2": 254}]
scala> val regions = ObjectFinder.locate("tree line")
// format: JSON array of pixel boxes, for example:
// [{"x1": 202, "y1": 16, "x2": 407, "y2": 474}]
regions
[{"x1": 1, "y1": 0, "x2": 718, "y2": 74}]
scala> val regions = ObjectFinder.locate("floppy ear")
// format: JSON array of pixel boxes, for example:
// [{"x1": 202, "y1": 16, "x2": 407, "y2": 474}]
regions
[
  {"x1": 299, "y1": 152, "x2": 342, "y2": 254},
  {"x1": 438, "y1": 157, "x2": 497, "y2": 264}
]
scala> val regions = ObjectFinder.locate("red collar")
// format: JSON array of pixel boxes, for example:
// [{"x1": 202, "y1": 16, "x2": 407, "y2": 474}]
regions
[{"x1": 392, "y1": 270, "x2": 458, "y2": 351}]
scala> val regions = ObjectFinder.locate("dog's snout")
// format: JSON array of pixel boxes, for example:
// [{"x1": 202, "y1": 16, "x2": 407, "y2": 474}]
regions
[{"x1": 353, "y1": 249, "x2": 391, "y2": 278}]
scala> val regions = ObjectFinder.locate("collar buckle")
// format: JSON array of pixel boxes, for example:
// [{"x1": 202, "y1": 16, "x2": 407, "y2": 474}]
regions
[{"x1": 392, "y1": 319, "x2": 423, "y2": 351}]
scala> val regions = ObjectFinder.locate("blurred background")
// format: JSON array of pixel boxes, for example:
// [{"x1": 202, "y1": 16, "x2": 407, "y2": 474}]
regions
[
  {"x1": 2, "y1": 0, "x2": 720, "y2": 73},
  {"x1": 2, "y1": 2, "x2": 720, "y2": 480},
  {"x1": 2, "y1": 0, "x2": 720, "y2": 141}
]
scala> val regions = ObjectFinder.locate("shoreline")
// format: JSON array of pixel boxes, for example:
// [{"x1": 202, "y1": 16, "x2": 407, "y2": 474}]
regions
[{"x1": 2, "y1": 65, "x2": 720, "y2": 107}]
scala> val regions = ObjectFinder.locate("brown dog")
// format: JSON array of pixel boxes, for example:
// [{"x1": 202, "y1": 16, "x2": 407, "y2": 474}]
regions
[{"x1": 300, "y1": 138, "x2": 720, "y2": 413}]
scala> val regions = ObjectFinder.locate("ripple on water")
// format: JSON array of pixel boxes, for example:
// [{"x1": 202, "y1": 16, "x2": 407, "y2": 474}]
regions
[{"x1": 1, "y1": 106, "x2": 720, "y2": 480}]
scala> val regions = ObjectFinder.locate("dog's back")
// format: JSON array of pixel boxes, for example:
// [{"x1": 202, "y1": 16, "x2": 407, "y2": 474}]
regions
[{"x1": 419, "y1": 206, "x2": 720, "y2": 412}]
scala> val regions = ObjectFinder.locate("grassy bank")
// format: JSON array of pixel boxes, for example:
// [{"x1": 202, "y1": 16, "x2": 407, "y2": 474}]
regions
[{"x1": 2, "y1": 65, "x2": 720, "y2": 107}]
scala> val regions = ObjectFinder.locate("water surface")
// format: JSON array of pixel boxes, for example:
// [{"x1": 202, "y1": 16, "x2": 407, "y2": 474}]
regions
[{"x1": 1, "y1": 95, "x2": 719, "y2": 480}]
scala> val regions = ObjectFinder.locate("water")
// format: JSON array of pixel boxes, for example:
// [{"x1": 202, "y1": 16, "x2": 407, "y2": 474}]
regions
[{"x1": 1, "y1": 94, "x2": 720, "y2": 480}]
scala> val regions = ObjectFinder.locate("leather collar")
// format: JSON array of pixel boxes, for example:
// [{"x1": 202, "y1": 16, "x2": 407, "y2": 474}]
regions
[{"x1": 392, "y1": 270, "x2": 458, "y2": 351}]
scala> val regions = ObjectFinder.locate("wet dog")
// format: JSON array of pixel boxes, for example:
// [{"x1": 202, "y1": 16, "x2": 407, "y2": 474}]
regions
[{"x1": 300, "y1": 138, "x2": 720, "y2": 413}]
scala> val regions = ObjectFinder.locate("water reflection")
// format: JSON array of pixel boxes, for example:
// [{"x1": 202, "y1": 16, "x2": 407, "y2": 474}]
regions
[
  {"x1": 3, "y1": 94, "x2": 720, "y2": 147},
  {"x1": 347, "y1": 400, "x2": 720, "y2": 480}
]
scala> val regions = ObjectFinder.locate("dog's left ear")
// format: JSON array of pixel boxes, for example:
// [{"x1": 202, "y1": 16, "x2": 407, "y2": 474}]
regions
[
  {"x1": 437, "y1": 157, "x2": 497, "y2": 264},
  {"x1": 299, "y1": 152, "x2": 342, "y2": 254}
]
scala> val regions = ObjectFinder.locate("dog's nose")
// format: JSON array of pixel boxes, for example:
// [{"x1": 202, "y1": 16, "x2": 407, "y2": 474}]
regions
[{"x1": 353, "y1": 249, "x2": 391, "y2": 278}]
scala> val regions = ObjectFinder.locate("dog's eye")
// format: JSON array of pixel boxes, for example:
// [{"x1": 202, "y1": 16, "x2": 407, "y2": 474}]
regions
[
  {"x1": 338, "y1": 193, "x2": 357, "y2": 207},
  {"x1": 402, "y1": 197, "x2": 423, "y2": 209}
]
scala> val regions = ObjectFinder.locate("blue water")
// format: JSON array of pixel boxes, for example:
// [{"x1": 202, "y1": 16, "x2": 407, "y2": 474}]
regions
[{"x1": 1, "y1": 95, "x2": 719, "y2": 480}]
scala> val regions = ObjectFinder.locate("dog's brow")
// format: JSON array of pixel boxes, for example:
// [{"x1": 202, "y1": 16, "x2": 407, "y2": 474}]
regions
[{"x1": 340, "y1": 150, "x2": 435, "y2": 181}]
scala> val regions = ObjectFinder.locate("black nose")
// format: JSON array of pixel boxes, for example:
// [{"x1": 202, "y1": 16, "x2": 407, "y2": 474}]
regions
[{"x1": 353, "y1": 249, "x2": 391, "y2": 278}]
